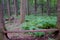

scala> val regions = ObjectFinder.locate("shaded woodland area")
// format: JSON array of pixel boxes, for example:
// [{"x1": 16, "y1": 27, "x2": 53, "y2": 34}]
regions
[{"x1": 0, "y1": 0, "x2": 60, "y2": 40}]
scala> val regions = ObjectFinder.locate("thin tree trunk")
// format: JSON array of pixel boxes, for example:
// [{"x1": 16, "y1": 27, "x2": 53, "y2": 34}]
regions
[
  {"x1": 2, "y1": 0, "x2": 4, "y2": 14},
  {"x1": 34, "y1": 0, "x2": 37, "y2": 15},
  {"x1": 27, "y1": 0, "x2": 30, "y2": 15},
  {"x1": 13, "y1": 0, "x2": 18, "y2": 25},
  {"x1": 6, "y1": 0, "x2": 11, "y2": 24},
  {"x1": 40, "y1": 0, "x2": 43, "y2": 15},
  {"x1": 13, "y1": 0, "x2": 18, "y2": 16},
  {"x1": 56, "y1": 0, "x2": 60, "y2": 40},
  {"x1": 47, "y1": 0, "x2": 50, "y2": 16},
  {"x1": 41, "y1": 4, "x2": 43, "y2": 15},
  {"x1": 20, "y1": 0, "x2": 27, "y2": 24}
]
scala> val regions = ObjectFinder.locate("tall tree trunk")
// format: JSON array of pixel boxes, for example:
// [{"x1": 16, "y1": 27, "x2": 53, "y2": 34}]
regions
[
  {"x1": 40, "y1": 0, "x2": 43, "y2": 15},
  {"x1": 6, "y1": 0, "x2": 11, "y2": 24},
  {"x1": 13, "y1": 0, "x2": 18, "y2": 24},
  {"x1": 47, "y1": 0, "x2": 50, "y2": 16},
  {"x1": 34, "y1": 0, "x2": 37, "y2": 15},
  {"x1": 13, "y1": 0, "x2": 18, "y2": 16},
  {"x1": 20, "y1": 0, "x2": 27, "y2": 24},
  {"x1": 41, "y1": 4, "x2": 43, "y2": 15},
  {"x1": 27, "y1": 0, "x2": 30, "y2": 15},
  {"x1": 0, "y1": 0, "x2": 8, "y2": 40},
  {"x1": 56, "y1": 0, "x2": 60, "y2": 40},
  {"x1": 2, "y1": 0, "x2": 4, "y2": 14}
]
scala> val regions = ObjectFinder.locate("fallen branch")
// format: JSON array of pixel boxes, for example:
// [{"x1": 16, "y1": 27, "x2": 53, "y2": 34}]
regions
[{"x1": 3, "y1": 29, "x2": 59, "y2": 33}]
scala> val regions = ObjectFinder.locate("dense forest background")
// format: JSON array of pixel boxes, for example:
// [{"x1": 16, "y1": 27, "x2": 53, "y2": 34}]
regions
[{"x1": 3, "y1": 0, "x2": 57, "y2": 17}]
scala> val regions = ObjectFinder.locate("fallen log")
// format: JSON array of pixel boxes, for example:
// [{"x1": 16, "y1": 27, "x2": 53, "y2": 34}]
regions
[{"x1": 3, "y1": 29, "x2": 59, "y2": 33}]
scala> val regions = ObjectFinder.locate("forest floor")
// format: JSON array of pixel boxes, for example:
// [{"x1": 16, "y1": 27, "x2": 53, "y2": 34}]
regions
[
  {"x1": 5, "y1": 18, "x2": 33, "y2": 39},
  {"x1": 5, "y1": 15, "x2": 56, "y2": 40},
  {"x1": 5, "y1": 21, "x2": 55, "y2": 40}
]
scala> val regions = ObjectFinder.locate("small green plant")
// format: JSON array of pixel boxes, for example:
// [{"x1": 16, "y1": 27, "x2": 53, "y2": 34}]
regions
[{"x1": 34, "y1": 32, "x2": 45, "y2": 37}]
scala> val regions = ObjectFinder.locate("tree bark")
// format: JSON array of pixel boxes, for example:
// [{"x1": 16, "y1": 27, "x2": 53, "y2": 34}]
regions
[
  {"x1": 40, "y1": 0, "x2": 43, "y2": 15},
  {"x1": 41, "y1": 4, "x2": 43, "y2": 15},
  {"x1": 13, "y1": 0, "x2": 18, "y2": 16},
  {"x1": 34, "y1": 0, "x2": 37, "y2": 15},
  {"x1": 47, "y1": 0, "x2": 51, "y2": 16},
  {"x1": 0, "y1": 0, "x2": 8, "y2": 40},
  {"x1": 56, "y1": 0, "x2": 60, "y2": 40},
  {"x1": 20, "y1": 0, "x2": 27, "y2": 24},
  {"x1": 6, "y1": 0, "x2": 11, "y2": 23},
  {"x1": 27, "y1": 0, "x2": 30, "y2": 15}
]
